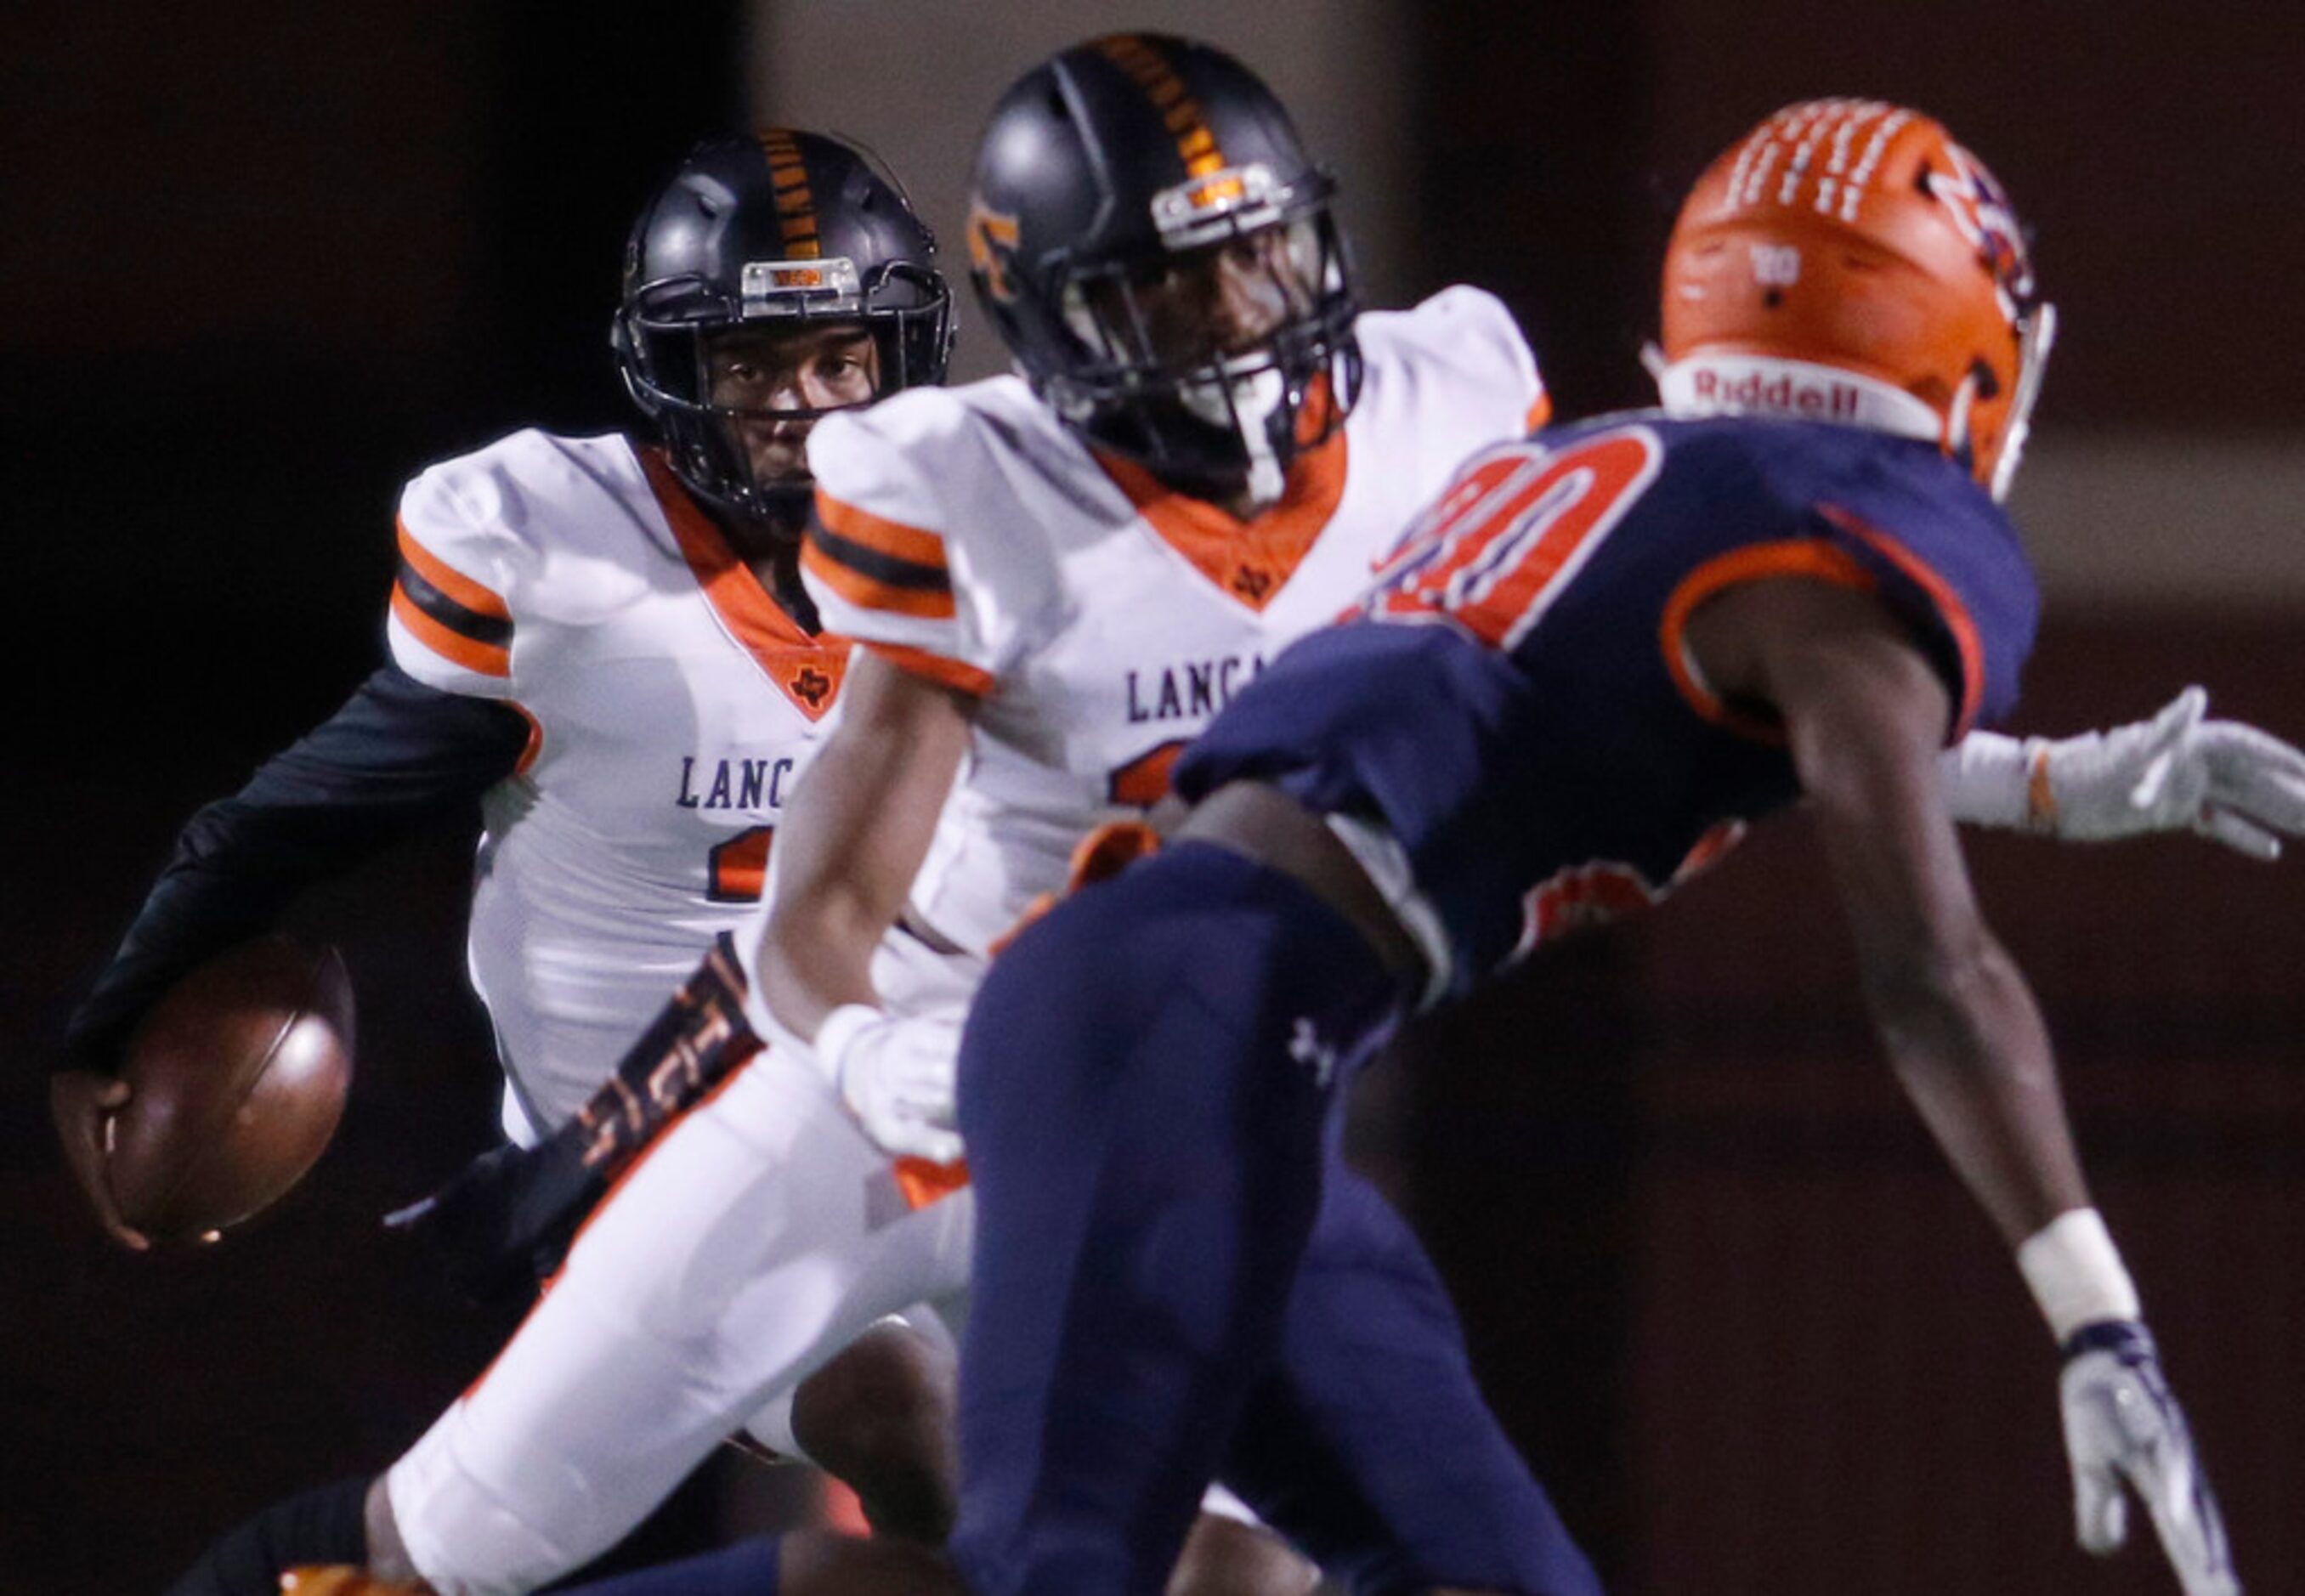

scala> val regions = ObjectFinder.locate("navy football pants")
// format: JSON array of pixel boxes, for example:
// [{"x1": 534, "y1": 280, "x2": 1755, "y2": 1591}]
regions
[{"x1": 948, "y1": 842, "x2": 1599, "y2": 1596}]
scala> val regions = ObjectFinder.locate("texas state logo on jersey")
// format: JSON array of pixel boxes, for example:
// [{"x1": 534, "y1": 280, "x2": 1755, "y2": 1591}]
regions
[
  {"x1": 1177, "y1": 411, "x2": 2041, "y2": 1001},
  {"x1": 797, "y1": 286, "x2": 1549, "y2": 954},
  {"x1": 387, "y1": 428, "x2": 848, "y2": 1130}
]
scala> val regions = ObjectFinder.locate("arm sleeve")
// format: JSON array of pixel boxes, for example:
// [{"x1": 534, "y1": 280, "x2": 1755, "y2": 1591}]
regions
[{"x1": 59, "y1": 661, "x2": 530, "y2": 1072}]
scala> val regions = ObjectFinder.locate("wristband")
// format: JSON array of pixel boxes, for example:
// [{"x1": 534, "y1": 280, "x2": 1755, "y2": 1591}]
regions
[
  {"x1": 808, "y1": 1003, "x2": 887, "y2": 1090},
  {"x1": 2017, "y1": 1207, "x2": 2141, "y2": 1343},
  {"x1": 1938, "y1": 731, "x2": 2056, "y2": 832}
]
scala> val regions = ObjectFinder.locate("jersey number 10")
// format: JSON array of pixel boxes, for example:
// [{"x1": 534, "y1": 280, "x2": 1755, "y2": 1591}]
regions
[{"x1": 1365, "y1": 427, "x2": 1662, "y2": 648}]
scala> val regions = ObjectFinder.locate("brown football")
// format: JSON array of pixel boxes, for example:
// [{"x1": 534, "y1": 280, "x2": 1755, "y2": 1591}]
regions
[{"x1": 108, "y1": 936, "x2": 355, "y2": 1242}]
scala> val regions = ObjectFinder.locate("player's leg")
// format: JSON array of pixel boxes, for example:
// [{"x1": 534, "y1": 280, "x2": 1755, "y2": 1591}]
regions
[
  {"x1": 787, "y1": 1310, "x2": 959, "y2": 1542},
  {"x1": 948, "y1": 842, "x2": 1403, "y2": 1596},
  {"x1": 1219, "y1": 1163, "x2": 1601, "y2": 1596},
  {"x1": 385, "y1": 1049, "x2": 972, "y2": 1593}
]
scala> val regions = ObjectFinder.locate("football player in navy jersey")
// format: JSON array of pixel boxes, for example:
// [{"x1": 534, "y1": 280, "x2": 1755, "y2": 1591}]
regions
[{"x1": 920, "y1": 100, "x2": 2244, "y2": 1595}]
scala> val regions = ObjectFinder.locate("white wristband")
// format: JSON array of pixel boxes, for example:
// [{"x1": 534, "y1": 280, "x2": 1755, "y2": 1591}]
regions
[
  {"x1": 1938, "y1": 731, "x2": 2055, "y2": 832},
  {"x1": 2016, "y1": 1208, "x2": 2141, "y2": 1343},
  {"x1": 808, "y1": 1003, "x2": 887, "y2": 1090}
]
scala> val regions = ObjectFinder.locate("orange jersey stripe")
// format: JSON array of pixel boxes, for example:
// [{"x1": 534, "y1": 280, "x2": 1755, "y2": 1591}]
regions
[
  {"x1": 508, "y1": 701, "x2": 544, "y2": 775},
  {"x1": 1817, "y1": 504, "x2": 1989, "y2": 739},
  {"x1": 1657, "y1": 540, "x2": 1879, "y2": 741},
  {"x1": 801, "y1": 536, "x2": 957, "y2": 621},
  {"x1": 391, "y1": 582, "x2": 511, "y2": 678},
  {"x1": 395, "y1": 520, "x2": 510, "y2": 621},
  {"x1": 815, "y1": 494, "x2": 950, "y2": 572},
  {"x1": 892, "y1": 1155, "x2": 971, "y2": 1211},
  {"x1": 866, "y1": 641, "x2": 994, "y2": 698}
]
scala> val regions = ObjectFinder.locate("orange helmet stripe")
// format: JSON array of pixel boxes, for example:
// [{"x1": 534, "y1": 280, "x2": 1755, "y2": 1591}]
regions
[
  {"x1": 1094, "y1": 34, "x2": 1230, "y2": 178},
  {"x1": 756, "y1": 127, "x2": 824, "y2": 260}
]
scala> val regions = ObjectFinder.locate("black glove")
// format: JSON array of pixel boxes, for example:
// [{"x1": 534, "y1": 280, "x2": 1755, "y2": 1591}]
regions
[{"x1": 388, "y1": 933, "x2": 761, "y2": 1305}]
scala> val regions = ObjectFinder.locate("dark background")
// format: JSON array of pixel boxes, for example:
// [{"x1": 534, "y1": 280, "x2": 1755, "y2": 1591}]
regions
[{"x1": 4, "y1": 3, "x2": 2302, "y2": 1593}]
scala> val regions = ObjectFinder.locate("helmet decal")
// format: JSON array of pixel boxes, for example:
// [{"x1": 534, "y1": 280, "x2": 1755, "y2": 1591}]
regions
[
  {"x1": 758, "y1": 128, "x2": 824, "y2": 260},
  {"x1": 1923, "y1": 140, "x2": 2036, "y2": 321},
  {"x1": 966, "y1": 195, "x2": 1022, "y2": 306},
  {"x1": 1093, "y1": 33, "x2": 1229, "y2": 178}
]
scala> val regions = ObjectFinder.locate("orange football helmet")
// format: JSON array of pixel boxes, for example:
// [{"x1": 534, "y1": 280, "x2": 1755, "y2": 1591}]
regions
[{"x1": 1656, "y1": 99, "x2": 2053, "y2": 500}]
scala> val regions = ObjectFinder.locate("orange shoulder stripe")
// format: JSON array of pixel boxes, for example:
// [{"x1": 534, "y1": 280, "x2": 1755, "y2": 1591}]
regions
[
  {"x1": 1657, "y1": 540, "x2": 1878, "y2": 742},
  {"x1": 815, "y1": 494, "x2": 949, "y2": 571},
  {"x1": 801, "y1": 537, "x2": 957, "y2": 621},
  {"x1": 391, "y1": 584, "x2": 510, "y2": 677},
  {"x1": 395, "y1": 520, "x2": 510, "y2": 620},
  {"x1": 1816, "y1": 504, "x2": 1989, "y2": 739}
]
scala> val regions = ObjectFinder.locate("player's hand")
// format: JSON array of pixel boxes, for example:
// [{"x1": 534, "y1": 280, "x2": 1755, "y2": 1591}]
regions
[
  {"x1": 2059, "y1": 1320, "x2": 2240, "y2": 1595},
  {"x1": 813, "y1": 1005, "x2": 965, "y2": 1164},
  {"x1": 48, "y1": 1070, "x2": 151, "y2": 1251},
  {"x1": 2039, "y1": 687, "x2": 2305, "y2": 858},
  {"x1": 385, "y1": 1135, "x2": 603, "y2": 1307}
]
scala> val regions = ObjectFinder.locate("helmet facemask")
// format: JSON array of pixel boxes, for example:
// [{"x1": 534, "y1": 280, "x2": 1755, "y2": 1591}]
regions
[
  {"x1": 1038, "y1": 166, "x2": 1360, "y2": 510},
  {"x1": 617, "y1": 255, "x2": 950, "y2": 531}
]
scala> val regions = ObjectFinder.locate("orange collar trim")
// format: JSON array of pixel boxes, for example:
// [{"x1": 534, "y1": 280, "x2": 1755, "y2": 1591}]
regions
[
  {"x1": 639, "y1": 447, "x2": 850, "y2": 722},
  {"x1": 1095, "y1": 434, "x2": 1349, "y2": 613}
]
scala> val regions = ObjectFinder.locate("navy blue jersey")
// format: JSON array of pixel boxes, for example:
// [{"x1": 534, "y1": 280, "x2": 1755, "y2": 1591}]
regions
[{"x1": 1175, "y1": 413, "x2": 2040, "y2": 1000}]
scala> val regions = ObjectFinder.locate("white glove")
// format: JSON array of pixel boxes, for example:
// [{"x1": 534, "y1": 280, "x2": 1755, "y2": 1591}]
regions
[
  {"x1": 1945, "y1": 688, "x2": 2305, "y2": 859},
  {"x1": 811, "y1": 1004, "x2": 965, "y2": 1164},
  {"x1": 2059, "y1": 1320, "x2": 2240, "y2": 1595}
]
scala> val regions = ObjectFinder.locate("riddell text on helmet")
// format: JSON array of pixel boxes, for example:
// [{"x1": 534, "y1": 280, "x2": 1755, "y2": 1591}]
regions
[{"x1": 1688, "y1": 367, "x2": 1863, "y2": 421}]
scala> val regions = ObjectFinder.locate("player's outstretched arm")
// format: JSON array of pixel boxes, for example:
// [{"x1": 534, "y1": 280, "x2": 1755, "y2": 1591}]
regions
[
  {"x1": 1696, "y1": 577, "x2": 2240, "y2": 1595},
  {"x1": 1940, "y1": 687, "x2": 2305, "y2": 859},
  {"x1": 754, "y1": 648, "x2": 975, "y2": 1161}
]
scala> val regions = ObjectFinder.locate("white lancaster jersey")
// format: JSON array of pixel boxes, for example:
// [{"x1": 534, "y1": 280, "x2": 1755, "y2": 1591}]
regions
[
  {"x1": 388, "y1": 428, "x2": 847, "y2": 1136},
  {"x1": 801, "y1": 286, "x2": 1544, "y2": 956}
]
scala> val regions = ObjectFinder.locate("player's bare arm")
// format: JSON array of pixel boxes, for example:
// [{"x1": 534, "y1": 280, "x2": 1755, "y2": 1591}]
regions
[
  {"x1": 1691, "y1": 573, "x2": 2238, "y2": 1594},
  {"x1": 1689, "y1": 574, "x2": 2087, "y2": 1242},
  {"x1": 751, "y1": 647, "x2": 977, "y2": 1163},
  {"x1": 757, "y1": 648, "x2": 973, "y2": 1034}
]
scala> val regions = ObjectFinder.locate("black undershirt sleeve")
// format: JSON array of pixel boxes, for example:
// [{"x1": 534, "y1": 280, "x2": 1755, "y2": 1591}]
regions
[{"x1": 60, "y1": 661, "x2": 530, "y2": 1073}]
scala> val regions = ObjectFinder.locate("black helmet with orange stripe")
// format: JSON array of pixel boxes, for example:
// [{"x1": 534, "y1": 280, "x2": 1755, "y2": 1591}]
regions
[
  {"x1": 614, "y1": 129, "x2": 954, "y2": 527},
  {"x1": 966, "y1": 35, "x2": 1360, "y2": 508}
]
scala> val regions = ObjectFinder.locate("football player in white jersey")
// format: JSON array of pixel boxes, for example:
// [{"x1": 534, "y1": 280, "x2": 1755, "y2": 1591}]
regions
[
  {"x1": 60, "y1": 130, "x2": 986, "y2": 1586},
  {"x1": 284, "y1": 36, "x2": 2305, "y2": 1596}
]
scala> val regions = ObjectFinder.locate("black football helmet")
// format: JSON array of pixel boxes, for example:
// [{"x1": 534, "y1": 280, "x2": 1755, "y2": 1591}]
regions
[
  {"x1": 966, "y1": 35, "x2": 1360, "y2": 505},
  {"x1": 614, "y1": 129, "x2": 954, "y2": 525}
]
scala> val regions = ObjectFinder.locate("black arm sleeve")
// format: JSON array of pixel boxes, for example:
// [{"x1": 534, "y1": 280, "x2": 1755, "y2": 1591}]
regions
[{"x1": 60, "y1": 662, "x2": 531, "y2": 1073}]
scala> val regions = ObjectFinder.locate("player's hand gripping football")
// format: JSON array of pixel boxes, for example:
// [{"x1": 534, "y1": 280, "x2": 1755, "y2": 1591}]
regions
[
  {"x1": 48, "y1": 1069, "x2": 151, "y2": 1251},
  {"x1": 811, "y1": 1005, "x2": 966, "y2": 1164},
  {"x1": 2036, "y1": 687, "x2": 2305, "y2": 858},
  {"x1": 2059, "y1": 1320, "x2": 2240, "y2": 1595}
]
